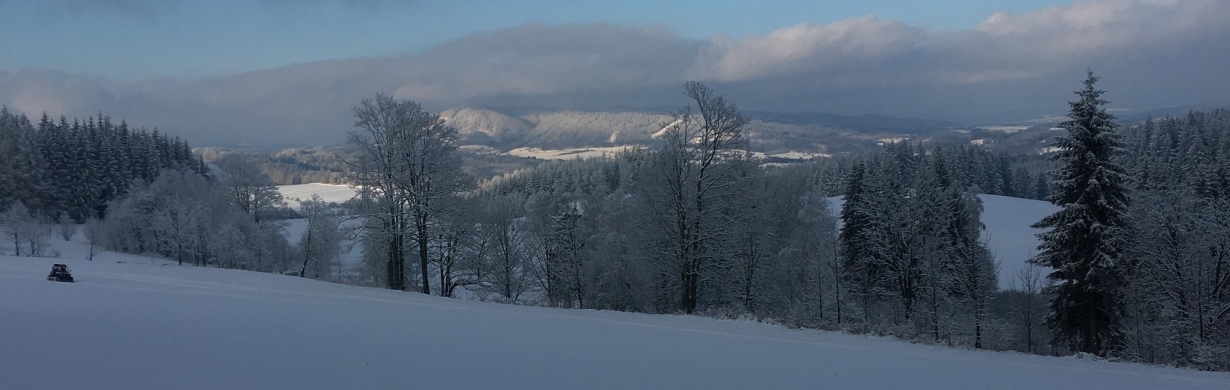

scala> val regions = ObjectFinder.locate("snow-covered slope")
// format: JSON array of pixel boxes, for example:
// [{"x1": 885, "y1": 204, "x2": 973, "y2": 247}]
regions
[
  {"x1": 441, "y1": 108, "x2": 534, "y2": 143},
  {"x1": 830, "y1": 195, "x2": 1059, "y2": 288},
  {"x1": 3, "y1": 241, "x2": 1228, "y2": 390},
  {"x1": 505, "y1": 146, "x2": 643, "y2": 160},
  {"x1": 979, "y1": 195, "x2": 1061, "y2": 287},
  {"x1": 521, "y1": 111, "x2": 672, "y2": 145},
  {"x1": 441, "y1": 108, "x2": 673, "y2": 147},
  {"x1": 276, "y1": 183, "x2": 357, "y2": 209}
]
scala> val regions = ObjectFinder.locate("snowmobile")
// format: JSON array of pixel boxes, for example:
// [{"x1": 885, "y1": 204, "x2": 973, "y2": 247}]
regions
[{"x1": 47, "y1": 264, "x2": 74, "y2": 283}]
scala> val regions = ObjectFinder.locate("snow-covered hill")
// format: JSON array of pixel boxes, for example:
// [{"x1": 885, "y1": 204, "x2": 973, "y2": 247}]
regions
[
  {"x1": 276, "y1": 183, "x2": 356, "y2": 209},
  {"x1": 437, "y1": 107, "x2": 967, "y2": 154},
  {"x1": 440, "y1": 108, "x2": 534, "y2": 143},
  {"x1": 505, "y1": 145, "x2": 643, "y2": 160},
  {"x1": 3, "y1": 239, "x2": 1228, "y2": 390},
  {"x1": 441, "y1": 108, "x2": 672, "y2": 148},
  {"x1": 979, "y1": 195, "x2": 1061, "y2": 286}
]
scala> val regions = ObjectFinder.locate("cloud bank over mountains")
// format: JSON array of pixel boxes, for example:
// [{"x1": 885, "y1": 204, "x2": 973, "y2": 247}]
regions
[{"x1": 2, "y1": 0, "x2": 1229, "y2": 146}]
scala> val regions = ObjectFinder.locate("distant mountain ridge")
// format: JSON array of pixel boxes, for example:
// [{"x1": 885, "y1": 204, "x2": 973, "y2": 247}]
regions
[
  {"x1": 442, "y1": 108, "x2": 673, "y2": 148},
  {"x1": 744, "y1": 111, "x2": 958, "y2": 135},
  {"x1": 440, "y1": 107, "x2": 962, "y2": 154}
]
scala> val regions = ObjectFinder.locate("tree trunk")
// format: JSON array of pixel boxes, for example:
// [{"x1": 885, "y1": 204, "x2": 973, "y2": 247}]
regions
[
  {"x1": 417, "y1": 216, "x2": 431, "y2": 295},
  {"x1": 386, "y1": 213, "x2": 405, "y2": 291},
  {"x1": 974, "y1": 310, "x2": 983, "y2": 349},
  {"x1": 299, "y1": 227, "x2": 312, "y2": 278},
  {"x1": 1087, "y1": 298, "x2": 1098, "y2": 354},
  {"x1": 439, "y1": 248, "x2": 452, "y2": 297}
]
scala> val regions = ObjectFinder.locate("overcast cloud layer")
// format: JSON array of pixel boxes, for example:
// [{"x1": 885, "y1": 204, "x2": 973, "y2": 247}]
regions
[{"x1": 2, "y1": 0, "x2": 1229, "y2": 146}]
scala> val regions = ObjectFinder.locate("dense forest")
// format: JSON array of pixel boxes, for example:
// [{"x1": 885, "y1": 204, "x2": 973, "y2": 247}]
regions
[
  {"x1": 1, "y1": 75, "x2": 1226, "y2": 371},
  {"x1": 1116, "y1": 109, "x2": 1230, "y2": 368},
  {"x1": 0, "y1": 109, "x2": 207, "y2": 222},
  {"x1": 197, "y1": 147, "x2": 350, "y2": 185},
  {"x1": 0, "y1": 107, "x2": 293, "y2": 268}
]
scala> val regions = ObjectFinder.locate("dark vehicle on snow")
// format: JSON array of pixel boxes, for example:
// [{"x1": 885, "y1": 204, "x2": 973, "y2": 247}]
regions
[{"x1": 48, "y1": 264, "x2": 74, "y2": 283}]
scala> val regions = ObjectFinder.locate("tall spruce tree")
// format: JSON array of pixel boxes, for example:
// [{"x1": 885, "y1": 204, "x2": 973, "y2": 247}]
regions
[
  {"x1": 839, "y1": 161, "x2": 879, "y2": 321},
  {"x1": 1031, "y1": 70, "x2": 1131, "y2": 355}
]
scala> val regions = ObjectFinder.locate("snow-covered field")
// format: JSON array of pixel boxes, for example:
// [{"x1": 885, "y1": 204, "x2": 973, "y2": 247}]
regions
[
  {"x1": 505, "y1": 146, "x2": 643, "y2": 160},
  {"x1": 3, "y1": 238, "x2": 1229, "y2": 390},
  {"x1": 276, "y1": 183, "x2": 357, "y2": 209},
  {"x1": 502, "y1": 146, "x2": 831, "y2": 162},
  {"x1": 1039, "y1": 146, "x2": 1063, "y2": 154},
  {"x1": 766, "y1": 150, "x2": 832, "y2": 159},
  {"x1": 979, "y1": 125, "x2": 1032, "y2": 133},
  {"x1": 979, "y1": 195, "x2": 1060, "y2": 286}
]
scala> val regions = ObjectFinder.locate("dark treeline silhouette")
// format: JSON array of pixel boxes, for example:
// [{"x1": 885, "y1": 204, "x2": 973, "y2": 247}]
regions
[
  {"x1": 0, "y1": 107, "x2": 207, "y2": 222},
  {"x1": 810, "y1": 142, "x2": 1053, "y2": 201}
]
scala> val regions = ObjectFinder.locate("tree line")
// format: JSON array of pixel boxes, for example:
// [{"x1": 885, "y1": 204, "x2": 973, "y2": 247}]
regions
[
  {"x1": 0, "y1": 108, "x2": 207, "y2": 223},
  {"x1": 0, "y1": 107, "x2": 300, "y2": 273},
  {"x1": 1114, "y1": 108, "x2": 1230, "y2": 369},
  {"x1": 811, "y1": 140, "x2": 1054, "y2": 201}
]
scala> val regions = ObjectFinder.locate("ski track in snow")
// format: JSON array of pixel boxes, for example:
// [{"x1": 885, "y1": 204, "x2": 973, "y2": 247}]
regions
[{"x1": 3, "y1": 238, "x2": 1229, "y2": 390}]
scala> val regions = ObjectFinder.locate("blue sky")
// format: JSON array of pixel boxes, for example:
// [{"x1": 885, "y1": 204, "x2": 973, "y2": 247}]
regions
[{"x1": 2, "y1": 0, "x2": 1071, "y2": 80}]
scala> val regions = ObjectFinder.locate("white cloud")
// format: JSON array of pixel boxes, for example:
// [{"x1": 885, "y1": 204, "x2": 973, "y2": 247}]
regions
[
  {"x1": 694, "y1": 16, "x2": 924, "y2": 82},
  {"x1": 2, "y1": 0, "x2": 1229, "y2": 145}
]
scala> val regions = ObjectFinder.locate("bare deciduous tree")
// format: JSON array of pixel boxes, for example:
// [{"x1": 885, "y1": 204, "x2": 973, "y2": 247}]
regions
[
  {"x1": 1014, "y1": 262, "x2": 1046, "y2": 353},
  {"x1": 342, "y1": 94, "x2": 466, "y2": 293},
  {"x1": 646, "y1": 81, "x2": 750, "y2": 314},
  {"x1": 217, "y1": 155, "x2": 287, "y2": 228}
]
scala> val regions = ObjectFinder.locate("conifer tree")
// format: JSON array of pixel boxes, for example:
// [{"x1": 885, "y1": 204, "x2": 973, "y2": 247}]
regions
[
  {"x1": 839, "y1": 161, "x2": 878, "y2": 320},
  {"x1": 1031, "y1": 70, "x2": 1131, "y2": 355}
]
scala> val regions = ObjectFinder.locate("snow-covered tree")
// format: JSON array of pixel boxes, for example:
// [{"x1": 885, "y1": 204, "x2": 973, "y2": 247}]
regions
[
  {"x1": 217, "y1": 155, "x2": 287, "y2": 227},
  {"x1": 57, "y1": 212, "x2": 76, "y2": 241},
  {"x1": 343, "y1": 94, "x2": 468, "y2": 293},
  {"x1": 298, "y1": 194, "x2": 343, "y2": 279},
  {"x1": 1, "y1": 202, "x2": 49, "y2": 257},
  {"x1": 1122, "y1": 191, "x2": 1230, "y2": 369},
  {"x1": 644, "y1": 82, "x2": 750, "y2": 314},
  {"x1": 1031, "y1": 70, "x2": 1131, "y2": 355},
  {"x1": 480, "y1": 195, "x2": 529, "y2": 302},
  {"x1": 101, "y1": 169, "x2": 288, "y2": 270}
]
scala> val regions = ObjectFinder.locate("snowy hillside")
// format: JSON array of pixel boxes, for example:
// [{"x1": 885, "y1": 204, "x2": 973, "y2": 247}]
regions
[
  {"x1": 442, "y1": 108, "x2": 672, "y2": 147},
  {"x1": 276, "y1": 183, "x2": 356, "y2": 209},
  {"x1": 440, "y1": 107, "x2": 534, "y2": 143},
  {"x1": 979, "y1": 195, "x2": 1061, "y2": 286},
  {"x1": 505, "y1": 146, "x2": 643, "y2": 160},
  {"x1": 435, "y1": 107, "x2": 979, "y2": 155},
  {"x1": 3, "y1": 240, "x2": 1228, "y2": 390}
]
